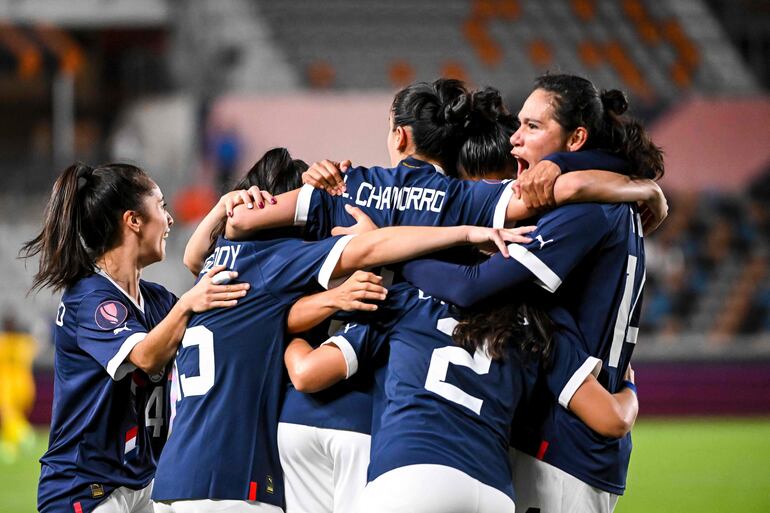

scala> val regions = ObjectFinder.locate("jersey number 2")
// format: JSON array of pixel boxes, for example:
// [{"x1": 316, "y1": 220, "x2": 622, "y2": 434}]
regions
[{"x1": 424, "y1": 318, "x2": 492, "y2": 415}]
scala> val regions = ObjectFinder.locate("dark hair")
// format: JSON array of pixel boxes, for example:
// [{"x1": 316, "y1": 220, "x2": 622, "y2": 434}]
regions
[
  {"x1": 534, "y1": 74, "x2": 664, "y2": 180},
  {"x1": 391, "y1": 78, "x2": 473, "y2": 177},
  {"x1": 458, "y1": 87, "x2": 519, "y2": 179},
  {"x1": 208, "y1": 147, "x2": 307, "y2": 252},
  {"x1": 452, "y1": 297, "x2": 555, "y2": 365},
  {"x1": 21, "y1": 163, "x2": 155, "y2": 292}
]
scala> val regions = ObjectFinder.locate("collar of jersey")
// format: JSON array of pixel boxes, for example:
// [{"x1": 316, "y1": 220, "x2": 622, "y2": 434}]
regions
[
  {"x1": 95, "y1": 268, "x2": 145, "y2": 313},
  {"x1": 400, "y1": 156, "x2": 445, "y2": 175}
]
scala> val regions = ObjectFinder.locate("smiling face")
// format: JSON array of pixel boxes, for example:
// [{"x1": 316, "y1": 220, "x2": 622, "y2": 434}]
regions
[
  {"x1": 137, "y1": 184, "x2": 173, "y2": 266},
  {"x1": 509, "y1": 88, "x2": 571, "y2": 177}
]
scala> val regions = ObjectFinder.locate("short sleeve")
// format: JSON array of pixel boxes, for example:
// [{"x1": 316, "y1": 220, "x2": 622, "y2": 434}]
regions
[
  {"x1": 261, "y1": 235, "x2": 357, "y2": 294},
  {"x1": 295, "y1": 184, "x2": 338, "y2": 241},
  {"x1": 544, "y1": 307, "x2": 602, "y2": 409},
  {"x1": 506, "y1": 203, "x2": 610, "y2": 292},
  {"x1": 443, "y1": 178, "x2": 513, "y2": 228},
  {"x1": 76, "y1": 292, "x2": 148, "y2": 381},
  {"x1": 322, "y1": 321, "x2": 388, "y2": 379}
]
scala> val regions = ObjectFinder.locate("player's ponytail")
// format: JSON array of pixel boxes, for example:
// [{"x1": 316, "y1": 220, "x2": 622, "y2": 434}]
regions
[
  {"x1": 458, "y1": 87, "x2": 518, "y2": 178},
  {"x1": 391, "y1": 78, "x2": 473, "y2": 177},
  {"x1": 534, "y1": 73, "x2": 664, "y2": 180},
  {"x1": 452, "y1": 297, "x2": 554, "y2": 366},
  {"x1": 207, "y1": 147, "x2": 307, "y2": 253},
  {"x1": 21, "y1": 162, "x2": 155, "y2": 292}
]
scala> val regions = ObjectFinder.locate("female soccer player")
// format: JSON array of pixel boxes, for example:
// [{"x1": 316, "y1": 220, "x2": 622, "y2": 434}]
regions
[
  {"x1": 23, "y1": 163, "x2": 249, "y2": 513},
  {"x1": 152, "y1": 148, "x2": 532, "y2": 513},
  {"x1": 401, "y1": 73, "x2": 665, "y2": 513},
  {"x1": 282, "y1": 282, "x2": 638, "y2": 513}
]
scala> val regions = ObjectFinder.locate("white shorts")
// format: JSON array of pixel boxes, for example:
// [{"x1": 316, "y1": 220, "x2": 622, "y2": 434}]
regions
[
  {"x1": 511, "y1": 449, "x2": 619, "y2": 513},
  {"x1": 277, "y1": 422, "x2": 370, "y2": 513},
  {"x1": 355, "y1": 464, "x2": 515, "y2": 513},
  {"x1": 153, "y1": 499, "x2": 282, "y2": 513},
  {"x1": 92, "y1": 482, "x2": 153, "y2": 513}
]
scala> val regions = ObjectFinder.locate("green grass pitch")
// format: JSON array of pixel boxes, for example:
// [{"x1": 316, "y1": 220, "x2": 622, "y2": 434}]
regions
[{"x1": 1, "y1": 418, "x2": 768, "y2": 512}]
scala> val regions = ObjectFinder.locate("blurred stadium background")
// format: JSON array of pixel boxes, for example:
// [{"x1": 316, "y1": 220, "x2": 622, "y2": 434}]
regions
[{"x1": 0, "y1": 0, "x2": 768, "y2": 511}]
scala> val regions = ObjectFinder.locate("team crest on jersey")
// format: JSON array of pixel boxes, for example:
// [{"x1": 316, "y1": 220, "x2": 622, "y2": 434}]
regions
[{"x1": 94, "y1": 300, "x2": 128, "y2": 330}]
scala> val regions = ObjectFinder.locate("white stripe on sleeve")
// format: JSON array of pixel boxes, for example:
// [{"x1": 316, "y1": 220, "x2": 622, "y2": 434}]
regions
[
  {"x1": 322, "y1": 335, "x2": 358, "y2": 378},
  {"x1": 558, "y1": 356, "x2": 602, "y2": 409},
  {"x1": 294, "y1": 184, "x2": 315, "y2": 226},
  {"x1": 317, "y1": 234, "x2": 357, "y2": 290},
  {"x1": 106, "y1": 332, "x2": 147, "y2": 381},
  {"x1": 492, "y1": 181, "x2": 515, "y2": 228},
  {"x1": 507, "y1": 243, "x2": 562, "y2": 293}
]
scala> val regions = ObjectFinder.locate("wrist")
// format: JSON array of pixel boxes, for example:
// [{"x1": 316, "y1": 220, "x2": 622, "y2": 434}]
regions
[
  {"x1": 176, "y1": 293, "x2": 195, "y2": 315},
  {"x1": 623, "y1": 380, "x2": 637, "y2": 395}
]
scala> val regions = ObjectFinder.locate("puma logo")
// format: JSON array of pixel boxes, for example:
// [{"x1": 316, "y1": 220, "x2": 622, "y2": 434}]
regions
[
  {"x1": 113, "y1": 323, "x2": 131, "y2": 335},
  {"x1": 535, "y1": 235, "x2": 554, "y2": 249}
]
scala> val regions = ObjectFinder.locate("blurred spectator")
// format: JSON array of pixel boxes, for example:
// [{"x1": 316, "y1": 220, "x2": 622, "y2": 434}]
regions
[
  {"x1": 209, "y1": 123, "x2": 242, "y2": 193},
  {"x1": 0, "y1": 313, "x2": 38, "y2": 463}
]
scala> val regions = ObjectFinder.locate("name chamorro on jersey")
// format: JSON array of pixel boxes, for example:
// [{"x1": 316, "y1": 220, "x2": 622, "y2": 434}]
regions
[
  {"x1": 295, "y1": 157, "x2": 513, "y2": 240},
  {"x1": 346, "y1": 180, "x2": 446, "y2": 212}
]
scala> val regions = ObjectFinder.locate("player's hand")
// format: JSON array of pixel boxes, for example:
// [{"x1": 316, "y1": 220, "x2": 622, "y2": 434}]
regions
[
  {"x1": 624, "y1": 365, "x2": 635, "y2": 384},
  {"x1": 180, "y1": 265, "x2": 250, "y2": 313},
  {"x1": 331, "y1": 204, "x2": 379, "y2": 236},
  {"x1": 517, "y1": 160, "x2": 561, "y2": 210},
  {"x1": 302, "y1": 159, "x2": 352, "y2": 196},
  {"x1": 464, "y1": 225, "x2": 536, "y2": 257},
  {"x1": 639, "y1": 182, "x2": 667, "y2": 235},
  {"x1": 331, "y1": 270, "x2": 388, "y2": 312},
  {"x1": 220, "y1": 186, "x2": 276, "y2": 217}
]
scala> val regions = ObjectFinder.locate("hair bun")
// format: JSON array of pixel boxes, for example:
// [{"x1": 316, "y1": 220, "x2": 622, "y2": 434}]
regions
[
  {"x1": 75, "y1": 163, "x2": 94, "y2": 192},
  {"x1": 435, "y1": 78, "x2": 472, "y2": 128},
  {"x1": 600, "y1": 89, "x2": 628, "y2": 116},
  {"x1": 471, "y1": 87, "x2": 507, "y2": 124}
]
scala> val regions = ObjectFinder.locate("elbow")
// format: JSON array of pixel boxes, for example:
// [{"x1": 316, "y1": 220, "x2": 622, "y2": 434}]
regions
[
  {"x1": 288, "y1": 363, "x2": 320, "y2": 393},
  {"x1": 594, "y1": 409, "x2": 635, "y2": 438},
  {"x1": 182, "y1": 252, "x2": 202, "y2": 276},
  {"x1": 130, "y1": 353, "x2": 165, "y2": 377}
]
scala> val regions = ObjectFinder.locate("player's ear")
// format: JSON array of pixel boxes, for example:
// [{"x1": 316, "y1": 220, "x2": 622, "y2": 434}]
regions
[
  {"x1": 395, "y1": 125, "x2": 409, "y2": 153},
  {"x1": 123, "y1": 210, "x2": 142, "y2": 234},
  {"x1": 566, "y1": 126, "x2": 588, "y2": 152}
]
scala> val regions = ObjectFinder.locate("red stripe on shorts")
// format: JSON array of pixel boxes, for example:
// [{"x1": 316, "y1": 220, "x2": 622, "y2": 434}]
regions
[
  {"x1": 536, "y1": 440, "x2": 549, "y2": 460},
  {"x1": 73, "y1": 502, "x2": 83, "y2": 513},
  {"x1": 249, "y1": 481, "x2": 258, "y2": 501}
]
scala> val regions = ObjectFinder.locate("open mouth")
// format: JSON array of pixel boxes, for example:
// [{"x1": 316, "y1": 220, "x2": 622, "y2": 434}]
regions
[{"x1": 515, "y1": 156, "x2": 530, "y2": 177}]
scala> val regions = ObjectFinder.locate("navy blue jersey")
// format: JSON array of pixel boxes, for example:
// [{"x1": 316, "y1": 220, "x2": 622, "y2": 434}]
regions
[
  {"x1": 279, "y1": 318, "x2": 381, "y2": 434},
  {"x1": 38, "y1": 272, "x2": 176, "y2": 513},
  {"x1": 152, "y1": 235, "x2": 353, "y2": 506},
  {"x1": 295, "y1": 157, "x2": 513, "y2": 239},
  {"x1": 327, "y1": 284, "x2": 597, "y2": 499},
  {"x1": 402, "y1": 202, "x2": 645, "y2": 493}
]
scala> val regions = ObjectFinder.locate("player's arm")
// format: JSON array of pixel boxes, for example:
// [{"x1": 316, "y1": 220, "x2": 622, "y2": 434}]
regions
[
  {"x1": 226, "y1": 188, "x2": 302, "y2": 240},
  {"x1": 568, "y1": 366, "x2": 638, "y2": 438},
  {"x1": 284, "y1": 337, "x2": 348, "y2": 393},
  {"x1": 184, "y1": 187, "x2": 274, "y2": 274},
  {"x1": 128, "y1": 266, "x2": 248, "y2": 374},
  {"x1": 287, "y1": 270, "x2": 387, "y2": 334},
  {"x1": 505, "y1": 163, "x2": 667, "y2": 234},
  {"x1": 404, "y1": 204, "x2": 610, "y2": 307},
  {"x1": 330, "y1": 224, "x2": 536, "y2": 279}
]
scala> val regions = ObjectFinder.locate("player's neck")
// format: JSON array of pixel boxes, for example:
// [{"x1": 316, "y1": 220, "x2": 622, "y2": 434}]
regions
[
  {"x1": 95, "y1": 249, "x2": 141, "y2": 302},
  {"x1": 400, "y1": 151, "x2": 442, "y2": 170}
]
